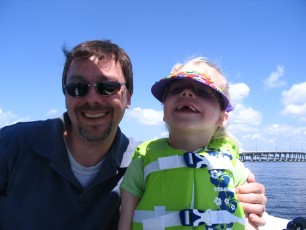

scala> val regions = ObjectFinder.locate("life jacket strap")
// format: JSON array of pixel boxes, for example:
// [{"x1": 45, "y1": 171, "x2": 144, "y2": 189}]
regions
[
  {"x1": 179, "y1": 208, "x2": 245, "y2": 226},
  {"x1": 133, "y1": 207, "x2": 245, "y2": 230},
  {"x1": 144, "y1": 153, "x2": 234, "y2": 181}
]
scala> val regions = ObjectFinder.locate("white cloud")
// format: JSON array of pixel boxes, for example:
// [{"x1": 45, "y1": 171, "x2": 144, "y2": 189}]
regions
[
  {"x1": 228, "y1": 83, "x2": 261, "y2": 126},
  {"x1": 126, "y1": 107, "x2": 163, "y2": 125},
  {"x1": 226, "y1": 83, "x2": 265, "y2": 151},
  {"x1": 281, "y1": 82, "x2": 306, "y2": 105},
  {"x1": 263, "y1": 65, "x2": 285, "y2": 89},
  {"x1": 228, "y1": 104, "x2": 262, "y2": 151},
  {"x1": 152, "y1": 131, "x2": 169, "y2": 140},
  {"x1": 160, "y1": 131, "x2": 169, "y2": 137},
  {"x1": 264, "y1": 123, "x2": 297, "y2": 137},
  {"x1": 230, "y1": 103, "x2": 262, "y2": 126},
  {"x1": 281, "y1": 82, "x2": 306, "y2": 121},
  {"x1": 45, "y1": 109, "x2": 59, "y2": 118},
  {"x1": 229, "y1": 83, "x2": 250, "y2": 104},
  {"x1": 224, "y1": 85, "x2": 263, "y2": 150},
  {"x1": 231, "y1": 122, "x2": 306, "y2": 152},
  {"x1": 261, "y1": 124, "x2": 306, "y2": 148},
  {"x1": 0, "y1": 108, "x2": 29, "y2": 128}
]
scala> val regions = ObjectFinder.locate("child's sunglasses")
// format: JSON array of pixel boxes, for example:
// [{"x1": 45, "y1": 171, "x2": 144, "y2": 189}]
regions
[{"x1": 64, "y1": 81, "x2": 128, "y2": 97}]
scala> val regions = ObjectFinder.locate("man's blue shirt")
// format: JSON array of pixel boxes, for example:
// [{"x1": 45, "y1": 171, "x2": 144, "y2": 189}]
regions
[{"x1": 0, "y1": 114, "x2": 131, "y2": 230}]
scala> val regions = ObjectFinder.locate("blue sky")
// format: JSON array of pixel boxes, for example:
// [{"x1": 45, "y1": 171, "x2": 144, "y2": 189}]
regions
[{"x1": 1, "y1": 0, "x2": 306, "y2": 152}]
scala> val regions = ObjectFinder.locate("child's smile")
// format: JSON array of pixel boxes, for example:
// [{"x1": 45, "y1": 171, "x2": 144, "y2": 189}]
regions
[{"x1": 176, "y1": 104, "x2": 199, "y2": 113}]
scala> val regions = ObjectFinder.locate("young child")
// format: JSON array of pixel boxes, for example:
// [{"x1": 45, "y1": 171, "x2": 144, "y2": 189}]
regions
[{"x1": 119, "y1": 57, "x2": 252, "y2": 230}]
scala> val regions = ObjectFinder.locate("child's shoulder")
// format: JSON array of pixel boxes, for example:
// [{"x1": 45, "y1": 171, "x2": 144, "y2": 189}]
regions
[
  {"x1": 208, "y1": 138, "x2": 239, "y2": 157},
  {"x1": 209, "y1": 138, "x2": 237, "y2": 149},
  {"x1": 137, "y1": 138, "x2": 168, "y2": 149},
  {"x1": 132, "y1": 138, "x2": 168, "y2": 159}
]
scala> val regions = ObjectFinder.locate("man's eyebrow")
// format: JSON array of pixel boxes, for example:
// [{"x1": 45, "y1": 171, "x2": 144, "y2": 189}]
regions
[
  {"x1": 66, "y1": 74, "x2": 85, "y2": 82},
  {"x1": 67, "y1": 73, "x2": 121, "y2": 82},
  {"x1": 98, "y1": 74, "x2": 118, "y2": 81}
]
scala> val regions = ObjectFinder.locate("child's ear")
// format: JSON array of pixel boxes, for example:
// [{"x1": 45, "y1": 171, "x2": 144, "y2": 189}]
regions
[{"x1": 217, "y1": 112, "x2": 229, "y2": 127}]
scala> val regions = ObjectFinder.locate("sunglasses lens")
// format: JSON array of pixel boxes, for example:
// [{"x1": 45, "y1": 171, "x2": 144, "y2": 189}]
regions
[
  {"x1": 65, "y1": 83, "x2": 88, "y2": 97},
  {"x1": 96, "y1": 82, "x2": 122, "y2": 95},
  {"x1": 65, "y1": 82, "x2": 125, "y2": 97}
]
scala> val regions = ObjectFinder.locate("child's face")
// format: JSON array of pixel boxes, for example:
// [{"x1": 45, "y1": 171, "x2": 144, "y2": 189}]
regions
[{"x1": 163, "y1": 79, "x2": 226, "y2": 133}]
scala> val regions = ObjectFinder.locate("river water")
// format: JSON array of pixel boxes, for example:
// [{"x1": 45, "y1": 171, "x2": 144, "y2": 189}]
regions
[{"x1": 244, "y1": 161, "x2": 306, "y2": 220}]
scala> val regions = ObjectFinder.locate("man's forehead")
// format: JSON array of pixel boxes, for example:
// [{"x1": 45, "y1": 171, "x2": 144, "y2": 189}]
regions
[
  {"x1": 66, "y1": 58, "x2": 123, "y2": 83},
  {"x1": 71, "y1": 56, "x2": 121, "y2": 70}
]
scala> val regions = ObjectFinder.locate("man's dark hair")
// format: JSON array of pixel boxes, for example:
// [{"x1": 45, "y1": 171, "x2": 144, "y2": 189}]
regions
[{"x1": 62, "y1": 40, "x2": 133, "y2": 95}]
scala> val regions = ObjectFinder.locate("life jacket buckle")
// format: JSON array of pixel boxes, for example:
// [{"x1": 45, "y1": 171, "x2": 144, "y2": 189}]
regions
[
  {"x1": 183, "y1": 152, "x2": 207, "y2": 168},
  {"x1": 179, "y1": 209, "x2": 211, "y2": 226}
]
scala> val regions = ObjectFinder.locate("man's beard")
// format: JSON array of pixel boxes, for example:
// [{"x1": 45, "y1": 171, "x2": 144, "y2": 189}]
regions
[{"x1": 78, "y1": 125, "x2": 112, "y2": 142}]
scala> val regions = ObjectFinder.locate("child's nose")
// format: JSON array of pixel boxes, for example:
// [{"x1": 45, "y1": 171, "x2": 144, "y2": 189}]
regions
[{"x1": 180, "y1": 88, "x2": 195, "y2": 97}]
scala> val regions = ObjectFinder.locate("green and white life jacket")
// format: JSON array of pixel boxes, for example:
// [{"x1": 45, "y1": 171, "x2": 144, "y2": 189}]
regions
[{"x1": 132, "y1": 138, "x2": 247, "y2": 230}]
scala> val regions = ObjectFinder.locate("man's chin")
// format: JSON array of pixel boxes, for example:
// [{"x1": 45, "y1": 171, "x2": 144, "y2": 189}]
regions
[{"x1": 79, "y1": 127, "x2": 112, "y2": 142}]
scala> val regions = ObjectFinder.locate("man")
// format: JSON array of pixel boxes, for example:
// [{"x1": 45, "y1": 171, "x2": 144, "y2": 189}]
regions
[{"x1": 0, "y1": 40, "x2": 266, "y2": 229}]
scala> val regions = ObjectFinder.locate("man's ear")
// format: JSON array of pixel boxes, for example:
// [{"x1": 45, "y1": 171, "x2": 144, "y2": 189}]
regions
[
  {"x1": 125, "y1": 92, "x2": 132, "y2": 108},
  {"x1": 217, "y1": 112, "x2": 229, "y2": 127}
]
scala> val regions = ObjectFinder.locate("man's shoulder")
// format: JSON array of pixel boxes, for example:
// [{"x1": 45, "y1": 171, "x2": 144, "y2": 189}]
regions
[
  {"x1": 0, "y1": 117, "x2": 65, "y2": 150},
  {"x1": 0, "y1": 117, "x2": 66, "y2": 161},
  {"x1": 1, "y1": 118, "x2": 63, "y2": 137}
]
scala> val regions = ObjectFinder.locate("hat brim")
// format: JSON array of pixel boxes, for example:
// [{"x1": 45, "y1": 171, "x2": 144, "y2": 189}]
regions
[{"x1": 151, "y1": 77, "x2": 233, "y2": 112}]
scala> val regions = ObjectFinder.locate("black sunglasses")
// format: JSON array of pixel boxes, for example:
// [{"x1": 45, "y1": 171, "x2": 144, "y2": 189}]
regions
[{"x1": 64, "y1": 81, "x2": 128, "y2": 97}]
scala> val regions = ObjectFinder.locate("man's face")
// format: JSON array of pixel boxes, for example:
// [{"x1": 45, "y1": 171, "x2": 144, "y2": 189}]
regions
[{"x1": 64, "y1": 56, "x2": 131, "y2": 142}]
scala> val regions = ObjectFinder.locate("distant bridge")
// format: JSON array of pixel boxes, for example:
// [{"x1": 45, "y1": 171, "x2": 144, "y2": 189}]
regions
[{"x1": 239, "y1": 151, "x2": 306, "y2": 162}]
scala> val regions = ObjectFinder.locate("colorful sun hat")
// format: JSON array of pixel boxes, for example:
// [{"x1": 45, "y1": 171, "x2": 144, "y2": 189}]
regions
[{"x1": 151, "y1": 71, "x2": 234, "y2": 112}]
